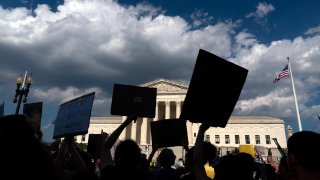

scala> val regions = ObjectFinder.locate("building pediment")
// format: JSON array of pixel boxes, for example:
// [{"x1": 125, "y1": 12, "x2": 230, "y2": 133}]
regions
[{"x1": 140, "y1": 79, "x2": 188, "y2": 93}]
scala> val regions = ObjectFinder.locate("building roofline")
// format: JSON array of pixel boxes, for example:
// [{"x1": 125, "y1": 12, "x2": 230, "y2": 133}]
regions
[
  {"x1": 90, "y1": 115, "x2": 285, "y2": 124},
  {"x1": 140, "y1": 78, "x2": 189, "y2": 89}
]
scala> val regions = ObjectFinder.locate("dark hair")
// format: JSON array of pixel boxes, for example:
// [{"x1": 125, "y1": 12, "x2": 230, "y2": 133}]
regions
[
  {"x1": 158, "y1": 148, "x2": 176, "y2": 168},
  {"x1": 287, "y1": 131, "x2": 320, "y2": 171},
  {"x1": 214, "y1": 153, "x2": 255, "y2": 180},
  {"x1": 114, "y1": 139, "x2": 141, "y2": 166}
]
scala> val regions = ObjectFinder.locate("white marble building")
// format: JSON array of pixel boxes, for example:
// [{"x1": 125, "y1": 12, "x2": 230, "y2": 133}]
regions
[{"x1": 76, "y1": 79, "x2": 288, "y2": 160}]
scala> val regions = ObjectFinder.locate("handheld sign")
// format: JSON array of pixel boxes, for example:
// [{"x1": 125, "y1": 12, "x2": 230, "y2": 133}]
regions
[
  {"x1": 239, "y1": 144, "x2": 255, "y2": 158},
  {"x1": 87, "y1": 132, "x2": 108, "y2": 159},
  {"x1": 111, "y1": 84, "x2": 157, "y2": 118},
  {"x1": 150, "y1": 119, "x2": 188, "y2": 148},
  {"x1": 23, "y1": 102, "x2": 43, "y2": 132},
  {"x1": 53, "y1": 92, "x2": 95, "y2": 139},
  {"x1": 180, "y1": 49, "x2": 248, "y2": 127}
]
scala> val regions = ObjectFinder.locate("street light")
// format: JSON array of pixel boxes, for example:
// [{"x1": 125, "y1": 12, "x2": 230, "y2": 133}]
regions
[{"x1": 13, "y1": 73, "x2": 32, "y2": 114}]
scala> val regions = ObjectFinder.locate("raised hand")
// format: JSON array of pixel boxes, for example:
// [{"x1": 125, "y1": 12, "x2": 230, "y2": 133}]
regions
[{"x1": 125, "y1": 113, "x2": 138, "y2": 124}]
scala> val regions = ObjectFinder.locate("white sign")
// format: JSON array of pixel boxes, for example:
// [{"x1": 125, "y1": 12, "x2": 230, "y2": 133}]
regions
[{"x1": 53, "y1": 92, "x2": 95, "y2": 138}]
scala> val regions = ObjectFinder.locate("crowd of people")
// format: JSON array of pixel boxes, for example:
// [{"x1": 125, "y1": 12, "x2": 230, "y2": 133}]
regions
[{"x1": 1, "y1": 114, "x2": 320, "y2": 180}]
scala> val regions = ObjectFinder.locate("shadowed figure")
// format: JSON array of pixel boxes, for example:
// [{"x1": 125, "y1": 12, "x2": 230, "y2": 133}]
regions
[
  {"x1": 214, "y1": 153, "x2": 255, "y2": 180},
  {"x1": 273, "y1": 155, "x2": 295, "y2": 180},
  {"x1": 100, "y1": 114, "x2": 151, "y2": 180},
  {"x1": 154, "y1": 148, "x2": 180, "y2": 180},
  {"x1": 0, "y1": 114, "x2": 60, "y2": 179},
  {"x1": 287, "y1": 131, "x2": 320, "y2": 180},
  {"x1": 181, "y1": 141, "x2": 217, "y2": 180}
]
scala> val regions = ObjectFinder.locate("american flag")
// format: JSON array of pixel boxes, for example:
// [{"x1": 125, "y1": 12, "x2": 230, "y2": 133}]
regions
[{"x1": 273, "y1": 64, "x2": 289, "y2": 83}]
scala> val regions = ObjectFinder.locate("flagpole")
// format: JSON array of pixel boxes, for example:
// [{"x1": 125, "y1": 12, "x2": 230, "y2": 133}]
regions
[{"x1": 287, "y1": 57, "x2": 302, "y2": 131}]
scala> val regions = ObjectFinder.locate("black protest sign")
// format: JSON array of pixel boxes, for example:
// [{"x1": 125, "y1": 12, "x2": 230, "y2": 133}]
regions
[
  {"x1": 23, "y1": 102, "x2": 43, "y2": 132},
  {"x1": 180, "y1": 49, "x2": 248, "y2": 127},
  {"x1": 111, "y1": 84, "x2": 157, "y2": 118},
  {"x1": 151, "y1": 119, "x2": 188, "y2": 148},
  {"x1": 87, "y1": 132, "x2": 108, "y2": 159}
]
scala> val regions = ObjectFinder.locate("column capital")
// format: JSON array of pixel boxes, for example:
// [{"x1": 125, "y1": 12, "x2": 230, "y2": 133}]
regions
[{"x1": 165, "y1": 101, "x2": 171, "y2": 106}]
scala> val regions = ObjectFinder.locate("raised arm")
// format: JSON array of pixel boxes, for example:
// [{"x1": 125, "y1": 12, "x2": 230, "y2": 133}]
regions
[
  {"x1": 193, "y1": 122, "x2": 211, "y2": 180},
  {"x1": 104, "y1": 114, "x2": 137, "y2": 149},
  {"x1": 64, "y1": 135, "x2": 88, "y2": 174},
  {"x1": 100, "y1": 114, "x2": 138, "y2": 170},
  {"x1": 147, "y1": 145, "x2": 159, "y2": 165}
]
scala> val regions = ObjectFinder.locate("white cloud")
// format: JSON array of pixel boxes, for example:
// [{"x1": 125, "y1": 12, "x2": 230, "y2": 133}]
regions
[
  {"x1": 32, "y1": 86, "x2": 107, "y2": 104},
  {"x1": 230, "y1": 33, "x2": 320, "y2": 126},
  {"x1": 305, "y1": 25, "x2": 320, "y2": 35},
  {"x1": 246, "y1": 2, "x2": 275, "y2": 26},
  {"x1": 246, "y1": 2, "x2": 275, "y2": 18},
  {"x1": 190, "y1": 9, "x2": 213, "y2": 27},
  {"x1": 1, "y1": 0, "x2": 320, "y2": 134}
]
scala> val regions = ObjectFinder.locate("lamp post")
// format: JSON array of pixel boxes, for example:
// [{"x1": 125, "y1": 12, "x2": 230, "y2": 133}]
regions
[{"x1": 13, "y1": 73, "x2": 32, "y2": 114}]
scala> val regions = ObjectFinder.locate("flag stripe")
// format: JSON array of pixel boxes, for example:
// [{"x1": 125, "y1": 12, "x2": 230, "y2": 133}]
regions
[{"x1": 273, "y1": 64, "x2": 289, "y2": 83}]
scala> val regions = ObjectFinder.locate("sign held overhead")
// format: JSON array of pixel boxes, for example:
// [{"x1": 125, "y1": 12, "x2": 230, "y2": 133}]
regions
[
  {"x1": 111, "y1": 84, "x2": 157, "y2": 118},
  {"x1": 180, "y1": 49, "x2": 248, "y2": 127},
  {"x1": 53, "y1": 92, "x2": 95, "y2": 139}
]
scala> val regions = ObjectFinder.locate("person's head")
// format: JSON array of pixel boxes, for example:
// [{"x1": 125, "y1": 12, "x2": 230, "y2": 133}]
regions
[
  {"x1": 287, "y1": 131, "x2": 320, "y2": 172},
  {"x1": 203, "y1": 141, "x2": 218, "y2": 163},
  {"x1": 214, "y1": 153, "x2": 255, "y2": 180},
  {"x1": 0, "y1": 114, "x2": 58, "y2": 179},
  {"x1": 267, "y1": 156, "x2": 273, "y2": 163},
  {"x1": 158, "y1": 148, "x2": 176, "y2": 168},
  {"x1": 184, "y1": 142, "x2": 217, "y2": 171},
  {"x1": 114, "y1": 139, "x2": 141, "y2": 171}
]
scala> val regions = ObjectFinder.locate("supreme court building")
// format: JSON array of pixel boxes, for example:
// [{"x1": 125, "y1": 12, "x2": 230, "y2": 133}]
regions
[{"x1": 76, "y1": 79, "x2": 289, "y2": 160}]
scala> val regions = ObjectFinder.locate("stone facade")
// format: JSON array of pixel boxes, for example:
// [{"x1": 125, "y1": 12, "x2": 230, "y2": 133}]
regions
[{"x1": 76, "y1": 79, "x2": 287, "y2": 160}]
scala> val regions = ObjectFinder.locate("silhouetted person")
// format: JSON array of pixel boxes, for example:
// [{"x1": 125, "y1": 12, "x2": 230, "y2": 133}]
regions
[
  {"x1": 54, "y1": 135, "x2": 99, "y2": 180},
  {"x1": 287, "y1": 131, "x2": 320, "y2": 180},
  {"x1": 181, "y1": 141, "x2": 217, "y2": 180},
  {"x1": 213, "y1": 153, "x2": 255, "y2": 180},
  {"x1": 0, "y1": 114, "x2": 60, "y2": 179},
  {"x1": 273, "y1": 155, "x2": 295, "y2": 180},
  {"x1": 154, "y1": 148, "x2": 180, "y2": 180},
  {"x1": 100, "y1": 114, "x2": 150, "y2": 180},
  {"x1": 192, "y1": 122, "x2": 220, "y2": 180}
]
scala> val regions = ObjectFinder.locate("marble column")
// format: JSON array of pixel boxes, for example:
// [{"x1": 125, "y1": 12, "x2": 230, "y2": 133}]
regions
[
  {"x1": 119, "y1": 116, "x2": 127, "y2": 140},
  {"x1": 187, "y1": 121, "x2": 193, "y2": 145},
  {"x1": 165, "y1": 101, "x2": 170, "y2": 119},
  {"x1": 131, "y1": 119, "x2": 137, "y2": 141},
  {"x1": 140, "y1": 117, "x2": 147, "y2": 145},
  {"x1": 154, "y1": 101, "x2": 158, "y2": 121},
  {"x1": 176, "y1": 101, "x2": 181, "y2": 118}
]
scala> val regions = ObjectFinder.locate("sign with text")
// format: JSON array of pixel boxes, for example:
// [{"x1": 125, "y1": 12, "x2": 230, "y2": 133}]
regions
[
  {"x1": 23, "y1": 102, "x2": 43, "y2": 132},
  {"x1": 53, "y1": 92, "x2": 95, "y2": 139},
  {"x1": 151, "y1": 119, "x2": 188, "y2": 148},
  {"x1": 180, "y1": 49, "x2": 248, "y2": 127},
  {"x1": 111, "y1": 84, "x2": 157, "y2": 118}
]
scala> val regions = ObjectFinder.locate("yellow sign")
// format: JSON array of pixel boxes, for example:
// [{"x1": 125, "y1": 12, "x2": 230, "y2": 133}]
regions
[{"x1": 239, "y1": 144, "x2": 255, "y2": 158}]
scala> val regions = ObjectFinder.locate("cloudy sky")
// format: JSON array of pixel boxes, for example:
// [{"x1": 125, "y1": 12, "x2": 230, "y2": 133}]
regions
[{"x1": 1, "y1": 0, "x2": 320, "y2": 142}]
